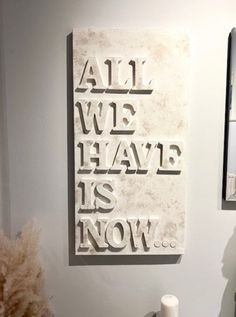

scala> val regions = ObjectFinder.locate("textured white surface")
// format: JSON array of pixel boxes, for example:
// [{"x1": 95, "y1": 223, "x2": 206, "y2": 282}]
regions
[{"x1": 73, "y1": 29, "x2": 189, "y2": 255}]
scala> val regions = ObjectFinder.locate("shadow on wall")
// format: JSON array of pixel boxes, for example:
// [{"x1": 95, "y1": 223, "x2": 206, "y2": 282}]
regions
[
  {"x1": 144, "y1": 312, "x2": 162, "y2": 317},
  {"x1": 144, "y1": 312, "x2": 158, "y2": 317},
  {"x1": 219, "y1": 227, "x2": 236, "y2": 317},
  {"x1": 66, "y1": 33, "x2": 181, "y2": 266}
]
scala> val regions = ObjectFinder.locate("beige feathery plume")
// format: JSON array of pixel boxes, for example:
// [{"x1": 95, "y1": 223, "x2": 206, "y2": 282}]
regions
[{"x1": 0, "y1": 223, "x2": 53, "y2": 317}]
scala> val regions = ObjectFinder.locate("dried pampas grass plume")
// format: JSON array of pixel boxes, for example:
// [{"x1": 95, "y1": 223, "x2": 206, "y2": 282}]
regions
[{"x1": 0, "y1": 223, "x2": 53, "y2": 317}]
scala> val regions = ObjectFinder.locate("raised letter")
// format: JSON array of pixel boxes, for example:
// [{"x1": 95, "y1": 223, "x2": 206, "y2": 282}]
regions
[
  {"x1": 77, "y1": 99, "x2": 109, "y2": 134},
  {"x1": 106, "y1": 57, "x2": 129, "y2": 93},
  {"x1": 79, "y1": 179, "x2": 95, "y2": 210},
  {"x1": 95, "y1": 180, "x2": 116, "y2": 210},
  {"x1": 79, "y1": 218, "x2": 108, "y2": 249},
  {"x1": 111, "y1": 100, "x2": 137, "y2": 134},
  {"x1": 128, "y1": 218, "x2": 159, "y2": 249},
  {"x1": 106, "y1": 219, "x2": 130, "y2": 249},
  {"x1": 78, "y1": 57, "x2": 105, "y2": 92},
  {"x1": 132, "y1": 141, "x2": 157, "y2": 172},
  {"x1": 111, "y1": 140, "x2": 137, "y2": 173},
  {"x1": 78, "y1": 140, "x2": 109, "y2": 172},
  {"x1": 158, "y1": 142, "x2": 183, "y2": 172},
  {"x1": 129, "y1": 58, "x2": 153, "y2": 94}
]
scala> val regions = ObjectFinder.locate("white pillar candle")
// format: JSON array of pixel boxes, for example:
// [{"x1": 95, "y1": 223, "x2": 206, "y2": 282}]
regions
[{"x1": 161, "y1": 294, "x2": 179, "y2": 317}]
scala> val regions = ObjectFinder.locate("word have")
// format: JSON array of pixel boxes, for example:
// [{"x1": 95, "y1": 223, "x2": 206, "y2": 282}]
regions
[
  {"x1": 78, "y1": 217, "x2": 159, "y2": 250},
  {"x1": 76, "y1": 57, "x2": 153, "y2": 93},
  {"x1": 78, "y1": 140, "x2": 182, "y2": 174}
]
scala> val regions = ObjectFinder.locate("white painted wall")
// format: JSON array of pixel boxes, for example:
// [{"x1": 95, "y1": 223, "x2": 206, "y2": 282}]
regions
[
  {"x1": 1, "y1": 0, "x2": 236, "y2": 316},
  {"x1": 0, "y1": 0, "x2": 10, "y2": 235},
  {"x1": 0, "y1": 0, "x2": 3, "y2": 229}
]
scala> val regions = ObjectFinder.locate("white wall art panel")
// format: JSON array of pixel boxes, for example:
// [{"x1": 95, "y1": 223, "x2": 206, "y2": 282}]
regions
[{"x1": 73, "y1": 29, "x2": 189, "y2": 255}]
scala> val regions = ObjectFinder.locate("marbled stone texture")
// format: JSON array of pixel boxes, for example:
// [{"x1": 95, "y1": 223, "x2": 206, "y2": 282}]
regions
[{"x1": 73, "y1": 29, "x2": 189, "y2": 255}]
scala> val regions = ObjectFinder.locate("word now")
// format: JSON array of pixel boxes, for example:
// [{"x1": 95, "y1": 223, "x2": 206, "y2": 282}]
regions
[{"x1": 78, "y1": 217, "x2": 159, "y2": 250}]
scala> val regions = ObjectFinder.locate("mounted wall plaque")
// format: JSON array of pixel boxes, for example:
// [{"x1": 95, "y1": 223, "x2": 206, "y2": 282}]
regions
[{"x1": 73, "y1": 29, "x2": 189, "y2": 255}]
